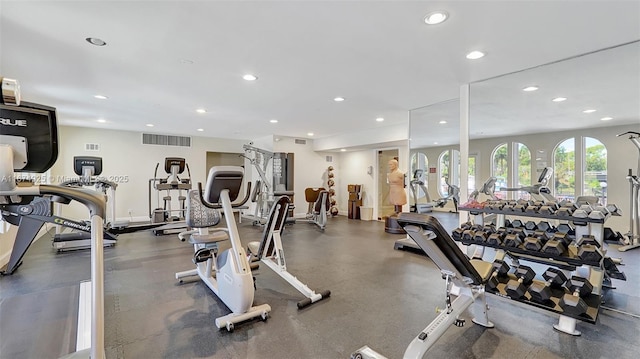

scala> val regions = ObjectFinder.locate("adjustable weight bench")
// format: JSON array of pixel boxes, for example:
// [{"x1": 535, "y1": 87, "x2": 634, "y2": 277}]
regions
[{"x1": 353, "y1": 212, "x2": 495, "y2": 359}]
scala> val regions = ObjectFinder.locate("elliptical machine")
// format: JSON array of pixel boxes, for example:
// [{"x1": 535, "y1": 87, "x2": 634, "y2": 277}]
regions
[
  {"x1": 617, "y1": 131, "x2": 640, "y2": 252},
  {"x1": 175, "y1": 166, "x2": 270, "y2": 331},
  {"x1": 434, "y1": 178, "x2": 460, "y2": 213},
  {"x1": 149, "y1": 157, "x2": 191, "y2": 235},
  {"x1": 0, "y1": 76, "x2": 106, "y2": 358},
  {"x1": 409, "y1": 169, "x2": 433, "y2": 213}
]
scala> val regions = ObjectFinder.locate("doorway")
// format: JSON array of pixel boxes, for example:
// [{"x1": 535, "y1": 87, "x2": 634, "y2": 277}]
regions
[{"x1": 377, "y1": 149, "x2": 400, "y2": 220}]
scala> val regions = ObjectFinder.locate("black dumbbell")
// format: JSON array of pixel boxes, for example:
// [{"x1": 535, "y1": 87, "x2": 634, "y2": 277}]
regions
[
  {"x1": 527, "y1": 268, "x2": 568, "y2": 303},
  {"x1": 473, "y1": 231, "x2": 489, "y2": 243},
  {"x1": 556, "y1": 223, "x2": 575, "y2": 236},
  {"x1": 487, "y1": 232, "x2": 506, "y2": 246},
  {"x1": 541, "y1": 233, "x2": 571, "y2": 256},
  {"x1": 513, "y1": 200, "x2": 531, "y2": 213},
  {"x1": 525, "y1": 201, "x2": 544, "y2": 214},
  {"x1": 573, "y1": 205, "x2": 594, "y2": 219},
  {"x1": 604, "y1": 227, "x2": 624, "y2": 243},
  {"x1": 576, "y1": 235, "x2": 603, "y2": 262},
  {"x1": 504, "y1": 230, "x2": 526, "y2": 247},
  {"x1": 524, "y1": 221, "x2": 537, "y2": 232},
  {"x1": 524, "y1": 233, "x2": 548, "y2": 251},
  {"x1": 559, "y1": 276, "x2": 593, "y2": 316},
  {"x1": 452, "y1": 227, "x2": 465, "y2": 241},
  {"x1": 537, "y1": 221, "x2": 552, "y2": 232},
  {"x1": 504, "y1": 219, "x2": 513, "y2": 228},
  {"x1": 486, "y1": 260, "x2": 510, "y2": 292},
  {"x1": 557, "y1": 203, "x2": 578, "y2": 217},
  {"x1": 462, "y1": 229, "x2": 475, "y2": 242},
  {"x1": 511, "y1": 219, "x2": 524, "y2": 229},
  {"x1": 506, "y1": 265, "x2": 536, "y2": 299},
  {"x1": 539, "y1": 203, "x2": 559, "y2": 215}
]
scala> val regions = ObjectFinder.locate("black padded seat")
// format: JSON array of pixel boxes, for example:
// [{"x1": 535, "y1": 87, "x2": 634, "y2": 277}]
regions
[
  {"x1": 397, "y1": 213, "x2": 494, "y2": 286},
  {"x1": 248, "y1": 196, "x2": 290, "y2": 258}
]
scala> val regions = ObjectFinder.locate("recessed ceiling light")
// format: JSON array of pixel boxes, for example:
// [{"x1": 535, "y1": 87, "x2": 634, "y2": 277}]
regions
[
  {"x1": 340, "y1": 148, "x2": 346, "y2": 152},
  {"x1": 180, "y1": 59, "x2": 194, "y2": 65},
  {"x1": 146, "y1": 123, "x2": 154, "y2": 127},
  {"x1": 424, "y1": 11, "x2": 449, "y2": 25},
  {"x1": 439, "y1": 120, "x2": 447, "y2": 124},
  {"x1": 466, "y1": 51, "x2": 485, "y2": 60},
  {"x1": 434, "y1": 142, "x2": 439, "y2": 145},
  {"x1": 85, "y1": 37, "x2": 106, "y2": 46},
  {"x1": 270, "y1": 119, "x2": 278, "y2": 123},
  {"x1": 600, "y1": 117, "x2": 613, "y2": 121},
  {"x1": 334, "y1": 97, "x2": 345, "y2": 102},
  {"x1": 552, "y1": 97, "x2": 567, "y2": 102},
  {"x1": 197, "y1": 128, "x2": 204, "y2": 132},
  {"x1": 522, "y1": 86, "x2": 539, "y2": 92},
  {"x1": 376, "y1": 117, "x2": 384, "y2": 122},
  {"x1": 243, "y1": 74, "x2": 257, "y2": 81},
  {"x1": 583, "y1": 109, "x2": 597, "y2": 113},
  {"x1": 96, "y1": 119, "x2": 106, "y2": 123},
  {"x1": 94, "y1": 95, "x2": 108, "y2": 100},
  {"x1": 196, "y1": 108, "x2": 207, "y2": 114},
  {"x1": 307, "y1": 132, "x2": 314, "y2": 136}
]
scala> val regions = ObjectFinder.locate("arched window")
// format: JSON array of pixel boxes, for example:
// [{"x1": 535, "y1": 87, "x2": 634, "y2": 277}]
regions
[
  {"x1": 553, "y1": 138, "x2": 576, "y2": 201},
  {"x1": 515, "y1": 143, "x2": 531, "y2": 200},
  {"x1": 584, "y1": 137, "x2": 607, "y2": 204},
  {"x1": 491, "y1": 143, "x2": 508, "y2": 199},
  {"x1": 438, "y1": 149, "x2": 460, "y2": 198}
]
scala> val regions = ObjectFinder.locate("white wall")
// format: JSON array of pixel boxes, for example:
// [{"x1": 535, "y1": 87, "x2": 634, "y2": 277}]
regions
[
  {"x1": 273, "y1": 136, "x2": 335, "y2": 217},
  {"x1": 411, "y1": 123, "x2": 639, "y2": 232},
  {"x1": 51, "y1": 126, "x2": 249, "y2": 221}
]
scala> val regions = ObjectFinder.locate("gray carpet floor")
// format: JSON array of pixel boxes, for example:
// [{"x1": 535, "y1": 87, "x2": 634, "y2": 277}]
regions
[{"x1": 1, "y1": 212, "x2": 639, "y2": 359}]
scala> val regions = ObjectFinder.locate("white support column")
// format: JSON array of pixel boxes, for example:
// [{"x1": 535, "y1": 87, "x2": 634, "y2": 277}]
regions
[{"x1": 460, "y1": 84, "x2": 470, "y2": 226}]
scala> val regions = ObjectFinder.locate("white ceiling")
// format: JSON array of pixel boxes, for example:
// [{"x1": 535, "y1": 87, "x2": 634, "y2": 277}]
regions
[
  {"x1": 410, "y1": 41, "x2": 640, "y2": 149},
  {"x1": 1, "y1": 1, "x2": 639, "y2": 148}
]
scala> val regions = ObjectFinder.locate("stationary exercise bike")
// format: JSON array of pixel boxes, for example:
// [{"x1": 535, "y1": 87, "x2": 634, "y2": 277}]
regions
[
  {"x1": 617, "y1": 131, "x2": 640, "y2": 252},
  {"x1": 175, "y1": 166, "x2": 270, "y2": 331}
]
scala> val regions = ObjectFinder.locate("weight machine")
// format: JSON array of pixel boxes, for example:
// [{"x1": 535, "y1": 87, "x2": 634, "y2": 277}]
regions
[
  {"x1": 617, "y1": 131, "x2": 640, "y2": 252},
  {"x1": 241, "y1": 144, "x2": 294, "y2": 224}
]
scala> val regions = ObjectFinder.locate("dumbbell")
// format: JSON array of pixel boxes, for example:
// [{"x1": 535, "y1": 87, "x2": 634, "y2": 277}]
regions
[
  {"x1": 462, "y1": 229, "x2": 476, "y2": 242},
  {"x1": 504, "y1": 229, "x2": 526, "y2": 247},
  {"x1": 486, "y1": 201, "x2": 505, "y2": 211},
  {"x1": 487, "y1": 232, "x2": 506, "y2": 246},
  {"x1": 452, "y1": 227, "x2": 465, "y2": 241},
  {"x1": 527, "y1": 268, "x2": 568, "y2": 303},
  {"x1": 559, "y1": 276, "x2": 594, "y2": 316},
  {"x1": 473, "y1": 230, "x2": 490, "y2": 243},
  {"x1": 572, "y1": 205, "x2": 593, "y2": 219},
  {"x1": 486, "y1": 260, "x2": 510, "y2": 292},
  {"x1": 539, "y1": 203, "x2": 559, "y2": 215},
  {"x1": 557, "y1": 203, "x2": 578, "y2": 217},
  {"x1": 505, "y1": 265, "x2": 536, "y2": 299},
  {"x1": 524, "y1": 221, "x2": 537, "y2": 234},
  {"x1": 524, "y1": 232, "x2": 549, "y2": 251},
  {"x1": 556, "y1": 223, "x2": 575, "y2": 236},
  {"x1": 513, "y1": 200, "x2": 531, "y2": 213},
  {"x1": 605, "y1": 204, "x2": 622, "y2": 216},
  {"x1": 541, "y1": 233, "x2": 571, "y2": 256},
  {"x1": 576, "y1": 235, "x2": 603, "y2": 262},
  {"x1": 604, "y1": 227, "x2": 624, "y2": 243},
  {"x1": 588, "y1": 206, "x2": 610, "y2": 220},
  {"x1": 511, "y1": 219, "x2": 524, "y2": 229},
  {"x1": 525, "y1": 201, "x2": 544, "y2": 214}
]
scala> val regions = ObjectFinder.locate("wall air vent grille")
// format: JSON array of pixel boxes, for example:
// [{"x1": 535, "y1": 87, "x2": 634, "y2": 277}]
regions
[
  {"x1": 142, "y1": 133, "x2": 191, "y2": 147},
  {"x1": 326, "y1": 156, "x2": 333, "y2": 162},
  {"x1": 294, "y1": 139, "x2": 307, "y2": 145},
  {"x1": 85, "y1": 143, "x2": 100, "y2": 151}
]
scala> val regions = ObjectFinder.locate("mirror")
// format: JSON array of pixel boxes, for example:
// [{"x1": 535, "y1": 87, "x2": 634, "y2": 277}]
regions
[
  {"x1": 469, "y1": 40, "x2": 639, "y2": 229},
  {"x1": 408, "y1": 99, "x2": 461, "y2": 212}
]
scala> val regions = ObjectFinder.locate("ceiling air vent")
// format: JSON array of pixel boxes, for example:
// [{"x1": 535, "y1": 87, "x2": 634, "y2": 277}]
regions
[
  {"x1": 294, "y1": 139, "x2": 307, "y2": 145},
  {"x1": 85, "y1": 143, "x2": 100, "y2": 151},
  {"x1": 142, "y1": 133, "x2": 191, "y2": 147},
  {"x1": 326, "y1": 155, "x2": 333, "y2": 162}
]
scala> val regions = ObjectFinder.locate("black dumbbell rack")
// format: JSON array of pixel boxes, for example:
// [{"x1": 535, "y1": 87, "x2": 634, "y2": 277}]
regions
[
  {"x1": 457, "y1": 202, "x2": 621, "y2": 335},
  {"x1": 487, "y1": 273, "x2": 600, "y2": 324}
]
